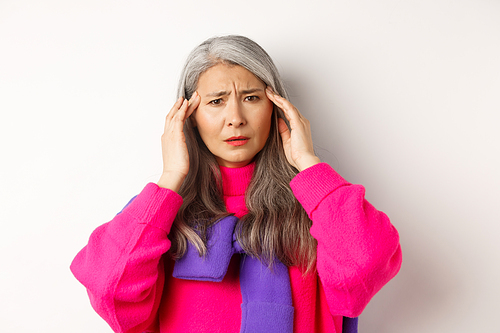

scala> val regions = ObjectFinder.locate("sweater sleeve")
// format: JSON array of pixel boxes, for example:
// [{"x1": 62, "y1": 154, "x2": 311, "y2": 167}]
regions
[
  {"x1": 70, "y1": 183, "x2": 183, "y2": 333},
  {"x1": 290, "y1": 163, "x2": 402, "y2": 318}
]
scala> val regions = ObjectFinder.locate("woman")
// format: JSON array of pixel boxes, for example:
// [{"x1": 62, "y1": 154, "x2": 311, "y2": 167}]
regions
[{"x1": 71, "y1": 35, "x2": 402, "y2": 333}]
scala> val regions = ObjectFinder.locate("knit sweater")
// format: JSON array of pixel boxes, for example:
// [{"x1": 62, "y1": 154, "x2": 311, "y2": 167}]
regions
[{"x1": 71, "y1": 163, "x2": 402, "y2": 333}]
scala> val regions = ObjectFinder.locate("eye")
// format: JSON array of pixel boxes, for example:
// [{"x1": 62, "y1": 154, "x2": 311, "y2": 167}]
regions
[
  {"x1": 245, "y1": 96, "x2": 259, "y2": 102},
  {"x1": 209, "y1": 98, "x2": 223, "y2": 105}
]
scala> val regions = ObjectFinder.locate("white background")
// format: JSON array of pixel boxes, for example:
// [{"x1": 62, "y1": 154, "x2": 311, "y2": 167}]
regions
[{"x1": 1, "y1": 0, "x2": 499, "y2": 332}]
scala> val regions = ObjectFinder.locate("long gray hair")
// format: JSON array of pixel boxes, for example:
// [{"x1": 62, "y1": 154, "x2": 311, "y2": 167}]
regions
[{"x1": 169, "y1": 35, "x2": 317, "y2": 272}]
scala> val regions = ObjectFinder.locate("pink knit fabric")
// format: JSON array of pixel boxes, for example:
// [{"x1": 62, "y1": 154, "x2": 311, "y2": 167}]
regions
[{"x1": 71, "y1": 163, "x2": 402, "y2": 333}]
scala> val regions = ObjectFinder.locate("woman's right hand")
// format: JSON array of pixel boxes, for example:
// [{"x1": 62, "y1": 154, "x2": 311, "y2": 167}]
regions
[{"x1": 157, "y1": 92, "x2": 201, "y2": 192}]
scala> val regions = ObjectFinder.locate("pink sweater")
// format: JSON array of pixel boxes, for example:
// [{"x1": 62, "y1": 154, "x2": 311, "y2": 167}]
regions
[{"x1": 71, "y1": 163, "x2": 402, "y2": 333}]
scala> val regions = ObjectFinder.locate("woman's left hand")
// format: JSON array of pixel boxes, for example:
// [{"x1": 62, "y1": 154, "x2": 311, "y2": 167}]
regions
[{"x1": 266, "y1": 87, "x2": 321, "y2": 172}]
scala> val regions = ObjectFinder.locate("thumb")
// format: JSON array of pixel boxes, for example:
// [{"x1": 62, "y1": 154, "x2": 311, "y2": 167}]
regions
[{"x1": 278, "y1": 118, "x2": 291, "y2": 143}]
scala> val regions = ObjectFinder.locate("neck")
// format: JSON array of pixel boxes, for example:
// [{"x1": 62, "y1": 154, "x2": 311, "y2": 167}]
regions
[{"x1": 219, "y1": 162, "x2": 255, "y2": 217}]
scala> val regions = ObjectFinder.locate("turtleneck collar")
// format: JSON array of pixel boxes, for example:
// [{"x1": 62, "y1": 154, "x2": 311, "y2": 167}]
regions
[{"x1": 219, "y1": 162, "x2": 255, "y2": 197}]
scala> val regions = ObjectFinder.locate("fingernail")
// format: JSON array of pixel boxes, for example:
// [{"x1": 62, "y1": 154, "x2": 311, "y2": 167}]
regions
[{"x1": 268, "y1": 87, "x2": 281, "y2": 98}]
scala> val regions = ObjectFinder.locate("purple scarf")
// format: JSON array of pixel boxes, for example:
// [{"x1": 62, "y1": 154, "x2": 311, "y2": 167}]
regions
[
  {"x1": 173, "y1": 215, "x2": 294, "y2": 332},
  {"x1": 172, "y1": 215, "x2": 359, "y2": 333}
]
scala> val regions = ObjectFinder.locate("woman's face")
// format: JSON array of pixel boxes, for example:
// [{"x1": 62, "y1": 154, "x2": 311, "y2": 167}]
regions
[{"x1": 192, "y1": 63, "x2": 274, "y2": 168}]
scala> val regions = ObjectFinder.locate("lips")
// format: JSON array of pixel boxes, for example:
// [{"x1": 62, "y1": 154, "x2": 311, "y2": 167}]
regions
[
  {"x1": 225, "y1": 136, "x2": 249, "y2": 142},
  {"x1": 225, "y1": 136, "x2": 249, "y2": 146}
]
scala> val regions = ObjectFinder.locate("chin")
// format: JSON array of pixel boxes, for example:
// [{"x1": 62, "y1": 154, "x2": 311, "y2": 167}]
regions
[{"x1": 217, "y1": 156, "x2": 253, "y2": 168}]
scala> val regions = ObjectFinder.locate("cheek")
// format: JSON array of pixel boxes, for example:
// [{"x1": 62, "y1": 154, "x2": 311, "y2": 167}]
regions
[{"x1": 193, "y1": 111, "x2": 218, "y2": 141}]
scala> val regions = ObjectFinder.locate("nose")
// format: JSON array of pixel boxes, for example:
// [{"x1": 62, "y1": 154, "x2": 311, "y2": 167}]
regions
[{"x1": 225, "y1": 99, "x2": 246, "y2": 127}]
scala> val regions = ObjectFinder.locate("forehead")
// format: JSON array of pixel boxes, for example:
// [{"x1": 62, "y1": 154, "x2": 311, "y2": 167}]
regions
[{"x1": 196, "y1": 63, "x2": 265, "y2": 92}]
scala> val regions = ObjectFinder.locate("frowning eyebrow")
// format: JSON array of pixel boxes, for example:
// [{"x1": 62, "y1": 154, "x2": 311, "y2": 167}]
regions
[
  {"x1": 206, "y1": 91, "x2": 229, "y2": 98},
  {"x1": 205, "y1": 88, "x2": 264, "y2": 98}
]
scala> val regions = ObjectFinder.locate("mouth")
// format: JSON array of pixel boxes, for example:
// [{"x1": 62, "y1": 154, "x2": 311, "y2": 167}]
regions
[{"x1": 225, "y1": 136, "x2": 250, "y2": 146}]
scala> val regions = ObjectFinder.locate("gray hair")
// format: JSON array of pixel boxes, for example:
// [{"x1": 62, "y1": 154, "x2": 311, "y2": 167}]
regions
[{"x1": 177, "y1": 35, "x2": 288, "y2": 100}]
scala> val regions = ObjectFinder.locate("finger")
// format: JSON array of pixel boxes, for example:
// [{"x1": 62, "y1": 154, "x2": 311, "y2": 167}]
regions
[
  {"x1": 265, "y1": 87, "x2": 284, "y2": 107},
  {"x1": 167, "y1": 97, "x2": 184, "y2": 119},
  {"x1": 265, "y1": 88, "x2": 291, "y2": 122},
  {"x1": 175, "y1": 99, "x2": 189, "y2": 122},
  {"x1": 185, "y1": 91, "x2": 200, "y2": 119},
  {"x1": 165, "y1": 98, "x2": 188, "y2": 130},
  {"x1": 166, "y1": 99, "x2": 188, "y2": 135},
  {"x1": 278, "y1": 117, "x2": 291, "y2": 143},
  {"x1": 265, "y1": 86, "x2": 289, "y2": 109},
  {"x1": 164, "y1": 98, "x2": 185, "y2": 133},
  {"x1": 265, "y1": 87, "x2": 303, "y2": 123}
]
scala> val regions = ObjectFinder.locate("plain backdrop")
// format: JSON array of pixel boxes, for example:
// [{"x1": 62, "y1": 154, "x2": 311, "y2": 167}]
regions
[{"x1": 1, "y1": 0, "x2": 499, "y2": 332}]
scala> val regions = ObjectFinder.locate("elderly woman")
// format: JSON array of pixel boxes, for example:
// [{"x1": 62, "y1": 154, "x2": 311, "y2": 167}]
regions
[{"x1": 71, "y1": 35, "x2": 402, "y2": 333}]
